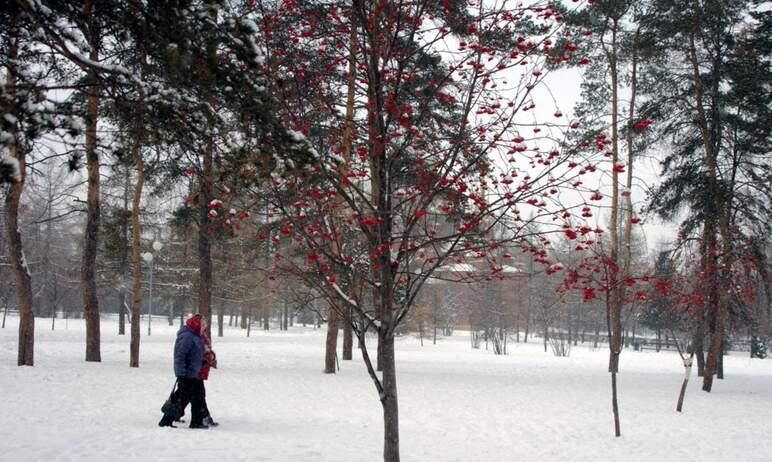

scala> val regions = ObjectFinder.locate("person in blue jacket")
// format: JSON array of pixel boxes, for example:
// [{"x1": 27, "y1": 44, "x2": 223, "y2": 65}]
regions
[{"x1": 159, "y1": 314, "x2": 207, "y2": 428}]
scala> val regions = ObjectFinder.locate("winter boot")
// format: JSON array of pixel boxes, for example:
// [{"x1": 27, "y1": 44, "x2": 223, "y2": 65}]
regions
[
  {"x1": 189, "y1": 422, "x2": 209, "y2": 429},
  {"x1": 203, "y1": 416, "x2": 219, "y2": 427},
  {"x1": 158, "y1": 416, "x2": 177, "y2": 428}
]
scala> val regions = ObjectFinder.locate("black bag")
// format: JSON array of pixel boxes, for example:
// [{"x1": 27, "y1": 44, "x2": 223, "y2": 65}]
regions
[{"x1": 161, "y1": 381, "x2": 184, "y2": 419}]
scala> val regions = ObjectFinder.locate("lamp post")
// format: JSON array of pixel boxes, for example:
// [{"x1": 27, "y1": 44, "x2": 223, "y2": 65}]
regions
[{"x1": 142, "y1": 240, "x2": 163, "y2": 336}]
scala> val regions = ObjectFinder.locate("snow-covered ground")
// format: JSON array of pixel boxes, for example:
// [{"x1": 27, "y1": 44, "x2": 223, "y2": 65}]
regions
[{"x1": 1, "y1": 315, "x2": 771, "y2": 462}]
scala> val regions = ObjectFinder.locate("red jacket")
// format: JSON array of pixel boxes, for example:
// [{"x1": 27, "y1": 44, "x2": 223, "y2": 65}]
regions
[{"x1": 199, "y1": 332, "x2": 216, "y2": 380}]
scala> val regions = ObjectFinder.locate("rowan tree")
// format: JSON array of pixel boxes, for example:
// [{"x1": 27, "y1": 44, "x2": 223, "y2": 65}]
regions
[{"x1": 228, "y1": 1, "x2": 606, "y2": 460}]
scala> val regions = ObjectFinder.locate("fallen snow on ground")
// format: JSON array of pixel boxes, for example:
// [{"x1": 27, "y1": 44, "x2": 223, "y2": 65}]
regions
[{"x1": 1, "y1": 316, "x2": 771, "y2": 462}]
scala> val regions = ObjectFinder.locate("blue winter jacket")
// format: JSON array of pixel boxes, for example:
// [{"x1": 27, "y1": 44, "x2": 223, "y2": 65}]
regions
[{"x1": 173, "y1": 326, "x2": 204, "y2": 378}]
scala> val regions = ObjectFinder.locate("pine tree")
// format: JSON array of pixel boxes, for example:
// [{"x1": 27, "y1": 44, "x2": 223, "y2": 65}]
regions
[{"x1": 644, "y1": 0, "x2": 771, "y2": 391}]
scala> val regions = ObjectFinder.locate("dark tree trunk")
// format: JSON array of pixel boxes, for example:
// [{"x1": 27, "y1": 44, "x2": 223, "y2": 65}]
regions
[
  {"x1": 6, "y1": 156, "x2": 34, "y2": 365},
  {"x1": 611, "y1": 366, "x2": 621, "y2": 437},
  {"x1": 7, "y1": 182, "x2": 34, "y2": 366},
  {"x1": 240, "y1": 304, "x2": 248, "y2": 329},
  {"x1": 717, "y1": 338, "x2": 724, "y2": 379},
  {"x1": 118, "y1": 291, "x2": 127, "y2": 336},
  {"x1": 343, "y1": 305, "x2": 353, "y2": 360},
  {"x1": 217, "y1": 306, "x2": 224, "y2": 337},
  {"x1": 81, "y1": 14, "x2": 101, "y2": 362},
  {"x1": 3, "y1": 32, "x2": 34, "y2": 366},
  {"x1": 703, "y1": 298, "x2": 727, "y2": 391},
  {"x1": 676, "y1": 357, "x2": 693, "y2": 412},
  {"x1": 118, "y1": 166, "x2": 130, "y2": 335},
  {"x1": 324, "y1": 307, "x2": 339, "y2": 373},
  {"x1": 198, "y1": 141, "x2": 214, "y2": 340},
  {"x1": 693, "y1": 321, "x2": 705, "y2": 376},
  {"x1": 380, "y1": 332, "x2": 400, "y2": 462},
  {"x1": 129, "y1": 144, "x2": 145, "y2": 368}
]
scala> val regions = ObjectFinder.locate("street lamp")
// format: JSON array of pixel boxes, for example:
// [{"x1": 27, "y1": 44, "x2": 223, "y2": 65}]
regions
[{"x1": 142, "y1": 240, "x2": 163, "y2": 336}]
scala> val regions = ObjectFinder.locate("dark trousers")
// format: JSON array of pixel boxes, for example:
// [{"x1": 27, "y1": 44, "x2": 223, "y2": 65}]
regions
[
  {"x1": 200, "y1": 381, "x2": 211, "y2": 419},
  {"x1": 173, "y1": 378, "x2": 205, "y2": 426}
]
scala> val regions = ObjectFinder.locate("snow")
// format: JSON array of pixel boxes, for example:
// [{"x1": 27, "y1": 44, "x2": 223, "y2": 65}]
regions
[{"x1": 2, "y1": 315, "x2": 772, "y2": 462}]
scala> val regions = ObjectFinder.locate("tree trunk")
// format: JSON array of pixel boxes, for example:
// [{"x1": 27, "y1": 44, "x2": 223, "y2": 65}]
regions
[
  {"x1": 380, "y1": 332, "x2": 400, "y2": 462},
  {"x1": 343, "y1": 305, "x2": 353, "y2": 360},
  {"x1": 240, "y1": 304, "x2": 248, "y2": 329},
  {"x1": 119, "y1": 166, "x2": 130, "y2": 335},
  {"x1": 703, "y1": 294, "x2": 727, "y2": 391},
  {"x1": 717, "y1": 339, "x2": 724, "y2": 379},
  {"x1": 6, "y1": 180, "x2": 33, "y2": 366},
  {"x1": 324, "y1": 306, "x2": 339, "y2": 373},
  {"x1": 118, "y1": 291, "x2": 127, "y2": 335},
  {"x1": 246, "y1": 304, "x2": 253, "y2": 337},
  {"x1": 343, "y1": 306, "x2": 353, "y2": 360},
  {"x1": 604, "y1": 18, "x2": 624, "y2": 436},
  {"x1": 331, "y1": 14, "x2": 357, "y2": 365},
  {"x1": 218, "y1": 306, "x2": 224, "y2": 337},
  {"x1": 198, "y1": 141, "x2": 214, "y2": 340},
  {"x1": 687, "y1": 11, "x2": 731, "y2": 393},
  {"x1": 81, "y1": 8, "x2": 102, "y2": 362},
  {"x1": 676, "y1": 357, "x2": 693, "y2": 412},
  {"x1": 129, "y1": 144, "x2": 145, "y2": 368},
  {"x1": 3, "y1": 31, "x2": 34, "y2": 366},
  {"x1": 611, "y1": 367, "x2": 621, "y2": 437}
]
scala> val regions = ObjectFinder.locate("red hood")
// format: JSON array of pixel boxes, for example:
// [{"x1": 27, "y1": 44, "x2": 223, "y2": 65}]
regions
[{"x1": 186, "y1": 315, "x2": 202, "y2": 335}]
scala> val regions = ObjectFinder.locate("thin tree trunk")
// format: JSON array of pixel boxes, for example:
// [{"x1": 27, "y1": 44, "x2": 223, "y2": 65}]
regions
[
  {"x1": 198, "y1": 141, "x2": 214, "y2": 339},
  {"x1": 81, "y1": 4, "x2": 101, "y2": 362},
  {"x1": 676, "y1": 367, "x2": 691, "y2": 412},
  {"x1": 246, "y1": 303, "x2": 253, "y2": 337},
  {"x1": 611, "y1": 368, "x2": 621, "y2": 437},
  {"x1": 118, "y1": 291, "x2": 127, "y2": 335},
  {"x1": 218, "y1": 306, "x2": 224, "y2": 337},
  {"x1": 328, "y1": 13, "x2": 358, "y2": 367},
  {"x1": 119, "y1": 166, "x2": 130, "y2": 335},
  {"x1": 343, "y1": 305, "x2": 353, "y2": 360},
  {"x1": 603, "y1": 18, "x2": 624, "y2": 436},
  {"x1": 129, "y1": 142, "x2": 145, "y2": 368},
  {"x1": 324, "y1": 306, "x2": 339, "y2": 373}
]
